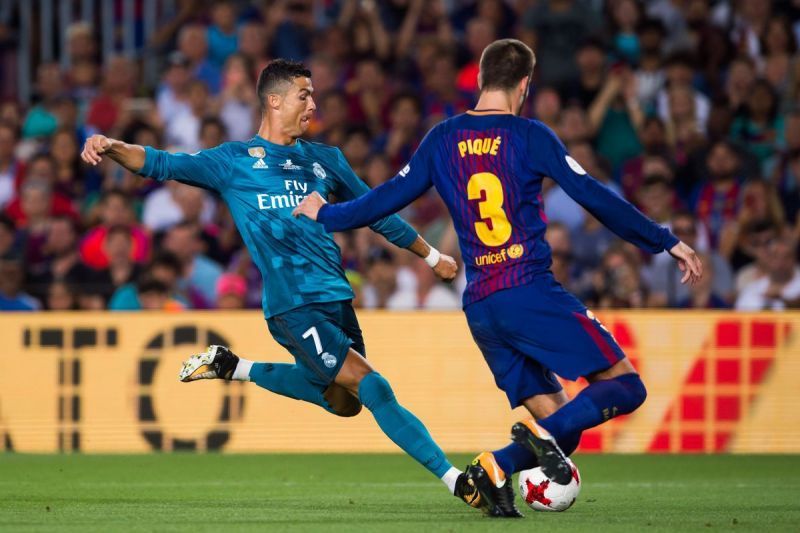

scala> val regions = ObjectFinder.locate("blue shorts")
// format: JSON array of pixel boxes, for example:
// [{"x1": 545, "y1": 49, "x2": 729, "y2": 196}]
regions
[
  {"x1": 464, "y1": 273, "x2": 626, "y2": 408},
  {"x1": 267, "y1": 300, "x2": 365, "y2": 387}
]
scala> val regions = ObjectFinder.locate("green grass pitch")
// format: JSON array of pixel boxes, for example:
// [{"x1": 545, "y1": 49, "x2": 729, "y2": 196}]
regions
[{"x1": 1, "y1": 454, "x2": 798, "y2": 532}]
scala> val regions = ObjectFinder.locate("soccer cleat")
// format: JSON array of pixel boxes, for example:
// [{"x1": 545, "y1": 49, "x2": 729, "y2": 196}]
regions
[
  {"x1": 453, "y1": 472, "x2": 482, "y2": 509},
  {"x1": 511, "y1": 419, "x2": 572, "y2": 485},
  {"x1": 465, "y1": 452, "x2": 523, "y2": 518},
  {"x1": 178, "y1": 345, "x2": 239, "y2": 382}
]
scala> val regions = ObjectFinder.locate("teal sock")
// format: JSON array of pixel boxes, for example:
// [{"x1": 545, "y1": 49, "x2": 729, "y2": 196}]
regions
[
  {"x1": 249, "y1": 362, "x2": 336, "y2": 414},
  {"x1": 358, "y1": 372, "x2": 452, "y2": 478}
]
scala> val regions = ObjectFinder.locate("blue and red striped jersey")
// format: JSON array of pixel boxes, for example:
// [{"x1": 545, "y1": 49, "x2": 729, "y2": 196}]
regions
[{"x1": 318, "y1": 112, "x2": 679, "y2": 307}]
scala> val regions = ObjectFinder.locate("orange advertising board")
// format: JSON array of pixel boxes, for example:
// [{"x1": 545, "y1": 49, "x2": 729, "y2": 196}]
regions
[{"x1": 0, "y1": 311, "x2": 797, "y2": 453}]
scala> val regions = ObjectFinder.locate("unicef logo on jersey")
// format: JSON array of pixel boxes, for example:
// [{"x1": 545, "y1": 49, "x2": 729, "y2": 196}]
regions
[
  {"x1": 321, "y1": 352, "x2": 337, "y2": 368},
  {"x1": 312, "y1": 162, "x2": 326, "y2": 180}
]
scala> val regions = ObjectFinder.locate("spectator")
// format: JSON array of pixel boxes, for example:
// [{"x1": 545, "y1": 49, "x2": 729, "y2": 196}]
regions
[
  {"x1": 315, "y1": 90, "x2": 350, "y2": 147},
  {"x1": 677, "y1": 252, "x2": 730, "y2": 309},
  {"x1": 0, "y1": 214, "x2": 20, "y2": 258},
  {"x1": 732, "y1": 220, "x2": 781, "y2": 294},
  {"x1": 220, "y1": 54, "x2": 258, "y2": 142},
  {"x1": 608, "y1": 0, "x2": 643, "y2": 65},
  {"x1": 568, "y1": 37, "x2": 607, "y2": 109},
  {"x1": 27, "y1": 215, "x2": 109, "y2": 303},
  {"x1": 522, "y1": 0, "x2": 596, "y2": 91},
  {"x1": 137, "y1": 279, "x2": 182, "y2": 311},
  {"x1": 456, "y1": 18, "x2": 495, "y2": 93},
  {"x1": 109, "y1": 252, "x2": 185, "y2": 311},
  {"x1": 587, "y1": 244, "x2": 647, "y2": 309},
  {"x1": 588, "y1": 62, "x2": 644, "y2": 172},
  {"x1": 142, "y1": 181, "x2": 216, "y2": 233},
  {"x1": 645, "y1": 211, "x2": 733, "y2": 307},
  {"x1": 165, "y1": 79, "x2": 212, "y2": 152},
  {"x1": 736, "y1": 238, "x2": 800, "y2": 310},
  {"x1": 730, "y1": 79, "x2": 783, "y2": 173},
  {"x1": 691, "y1": 140, "x2": 744, "y2": 249},
  {"x1": 80, "y1": 189, "x2": 150, "y2": 269},
  {"x1": 372, "y1": 92, "x2": 423, "y2": 168},
  {"x1": 719, "y1": 179, "x2": 786, "y2": 265},
  {"x1": 0, "y1": 122, "x2": 23, "y2": 209},
  {"x1": 387, "y1": 258, "x2": 460, "y2": 310},
  {"x1": 207, "y1": 1, "x2": 239, "y2": 68},
  {"x1": 22, "y1": 63, "x2": 62, "y2": 139},
  {"x1": 178, "y1": 24, "x2": 221, "y2": 94},
  {"x1": 216, "y1": 272, "x2": 246, "y2": 310},
  {"x1": 161, "y1": 221, "x2": 223, "y2": 309},
  {"x1": 238, "y1": 21, "x2": 270, "y2": 77},
  {"x1": 46, "y1": 280, "x2": 77, "y2": 311},
  {"x1": 634, "y1": 18, "x2": 667, "y2": 112},
  {"x1": 104, "y1": 224, "x2": 142, "y2": 290},
  {"x1": 620, "y1": 117, "x2": 671, "y2": 199},
  {"x1": 156, "y1": 51, "x2": 193, "y2": 125},
  {"x1": 362, "y1": 248, "x2": 399, "y2": 309},
  {"x1": 0, "y1": 258, "x2": 40, "y2": 311},
  {"x1": 761, "y1": 15, "x2": 797, "y2": 96},
  {"x1": 85, "y1": 56, "x2": 138, "y2": 133}
]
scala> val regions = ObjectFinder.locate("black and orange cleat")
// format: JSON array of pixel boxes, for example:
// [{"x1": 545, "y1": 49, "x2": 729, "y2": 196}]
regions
[
  {"x1": 465, "y1": 452, "x2": 523, "y2": 518},
  {"x1": 454, "y1": 472, "x2": 482, "y2": 509},
  {"x1": 511, "y1": 419, "x2": 572, "y2": 485}
]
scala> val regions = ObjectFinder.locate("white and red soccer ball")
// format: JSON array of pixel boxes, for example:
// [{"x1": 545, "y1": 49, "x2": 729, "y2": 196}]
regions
[{"x1": 518, "y1": 458, "x2": 581, "y2": 512}]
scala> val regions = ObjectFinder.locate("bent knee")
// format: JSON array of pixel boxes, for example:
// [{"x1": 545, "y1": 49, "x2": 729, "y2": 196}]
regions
[
  {"x1": 324, "y1": 384, "x2": 363, "y2": 417},
  {"x1": 358, "y1": 372, "x2": 396, "y2": 409},
  {"x1": 618, "y1": 372, "x2": 647, "y2": 411}
]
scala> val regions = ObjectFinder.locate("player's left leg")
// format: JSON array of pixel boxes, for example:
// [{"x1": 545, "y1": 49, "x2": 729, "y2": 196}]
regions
[
  {"x1": 528, "y1": 358, "x2": 646, "y2": 454},
  {"x1": 500, "y1": 275, "x2": 647, "y2": 480}
]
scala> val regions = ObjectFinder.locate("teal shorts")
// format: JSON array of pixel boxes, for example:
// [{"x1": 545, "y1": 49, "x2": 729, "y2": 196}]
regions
[{"x1": 267, "y1": 300, "x2": 365, "y2": 387}]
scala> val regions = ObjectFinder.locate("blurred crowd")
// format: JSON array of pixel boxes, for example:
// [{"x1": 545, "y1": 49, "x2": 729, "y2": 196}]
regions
[{"x1": 1, "y1": 0, "x2": 800, "y2": 313}]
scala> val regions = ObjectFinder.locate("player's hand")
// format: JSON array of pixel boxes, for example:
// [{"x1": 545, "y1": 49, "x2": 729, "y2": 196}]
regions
[
  {"x1": 292, "y1": 191, "x2": 327, "y2": 221},
  {"x1": 433, "y1": 253, "x2": 458, "y2": 282},
  {"x1": 669, "y1": 241, "x2": 703, "y2": 285},
  {"x1": 81, "y1": 134, "x2": 113, "y2": 166}
]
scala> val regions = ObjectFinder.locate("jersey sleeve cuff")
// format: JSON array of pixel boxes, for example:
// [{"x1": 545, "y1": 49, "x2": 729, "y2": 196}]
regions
[
  {"x1": 136, "y1": 146, "x2": 159, "y2": 179},
  {"x1": 662, "y1": 232, "x2": 679, "y2": 252}
]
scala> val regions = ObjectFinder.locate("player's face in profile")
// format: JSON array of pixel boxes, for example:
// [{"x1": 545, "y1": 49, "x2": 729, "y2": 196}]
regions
[{"x1": 280, "y1": 77, "x2": 316, "y2": 137}]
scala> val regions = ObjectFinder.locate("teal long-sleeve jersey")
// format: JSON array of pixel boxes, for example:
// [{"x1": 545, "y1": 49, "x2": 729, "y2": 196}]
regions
[{"x1": 138, "y1": 136, "x2": 419, "y2": 318}]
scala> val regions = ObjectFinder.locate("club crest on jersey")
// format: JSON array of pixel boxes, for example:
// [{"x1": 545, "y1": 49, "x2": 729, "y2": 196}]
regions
[
  {"x1": 281, "y1": 159, "x2": 302, "y2": 170},
  {"x1": 248, "y1": 147, "x2": 266, "y2": 158},
  {"x1": 507, "y1": 244, "x2": 524, "y2": 259},
  {"x1": 312, "y1": 162, "x2": 326, "y2": 179}
]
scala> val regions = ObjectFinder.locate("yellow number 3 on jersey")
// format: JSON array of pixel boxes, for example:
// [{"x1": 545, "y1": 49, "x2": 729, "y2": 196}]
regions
[{"x1": 467, "y1": 172, "x2": 512, "y2": 246}]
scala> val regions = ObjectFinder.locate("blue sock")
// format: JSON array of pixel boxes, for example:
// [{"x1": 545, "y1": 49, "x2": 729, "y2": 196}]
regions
[
  {"x1": 538, "y1": 373, "x2": 647, "y2": 442},
  {"x1": 359, "y1": 372, "x2": 452, "y2": 478},
  {"x1": 493, "y1": 431, "x2": 582, "y2": 475},
  {"x1": 249, "y1": 362, "x2": 336, "y2": 414}
]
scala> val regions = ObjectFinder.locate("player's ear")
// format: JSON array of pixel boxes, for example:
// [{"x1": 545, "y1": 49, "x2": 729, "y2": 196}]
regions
[{"x1": 267, "y1": 93, "x2": 282, "y2": 110}]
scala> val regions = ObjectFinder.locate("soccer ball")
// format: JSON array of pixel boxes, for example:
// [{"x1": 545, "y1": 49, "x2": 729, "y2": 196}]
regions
[{"x1": 518, "y1": 458, "x2": 581, "y2": 512}]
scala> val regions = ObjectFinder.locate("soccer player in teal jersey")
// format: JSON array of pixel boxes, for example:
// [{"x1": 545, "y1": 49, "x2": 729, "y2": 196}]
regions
[{"x1": 81, "y1": 60, "x2": 480, "y2": 507}]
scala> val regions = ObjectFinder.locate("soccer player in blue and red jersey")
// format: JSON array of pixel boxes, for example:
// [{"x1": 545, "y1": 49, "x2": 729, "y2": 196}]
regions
[
  {"x1": 80, "y1": 60, "x2": 484, "y2": 508},
  {"x1": 294, "y1": 39, "x2": 703, "y2": 517}
]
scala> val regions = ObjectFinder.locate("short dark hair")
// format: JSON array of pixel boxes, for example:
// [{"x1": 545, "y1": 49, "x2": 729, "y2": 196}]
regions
[
  {"x1": 478, "y1": 39, "x2": 536, "y2": 92},
  {"x1": 256, "y1": 59, "x2": 312, "y2": 111}
]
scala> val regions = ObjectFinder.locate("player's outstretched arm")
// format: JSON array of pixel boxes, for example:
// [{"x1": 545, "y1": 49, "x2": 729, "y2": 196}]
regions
[
  {"x1": 531, "y1": 122, "x2": 703, "y2": 284},
  {"x1": 293, "y1": 193, "x2": 457, "y2": 282},
  {"x1": 81, "y1": 134, "x2": 146, "y2": 172}
]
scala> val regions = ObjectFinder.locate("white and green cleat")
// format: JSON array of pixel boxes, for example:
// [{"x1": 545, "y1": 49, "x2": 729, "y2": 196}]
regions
[{"x1": 178, "y1": 345, "x2": 239, "y2": 382}]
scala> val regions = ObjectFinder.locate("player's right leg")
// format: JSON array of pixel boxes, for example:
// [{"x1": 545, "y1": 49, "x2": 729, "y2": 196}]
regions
[{"x1": 178, "y1": 345, "x2": 361, "y2": 416}]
